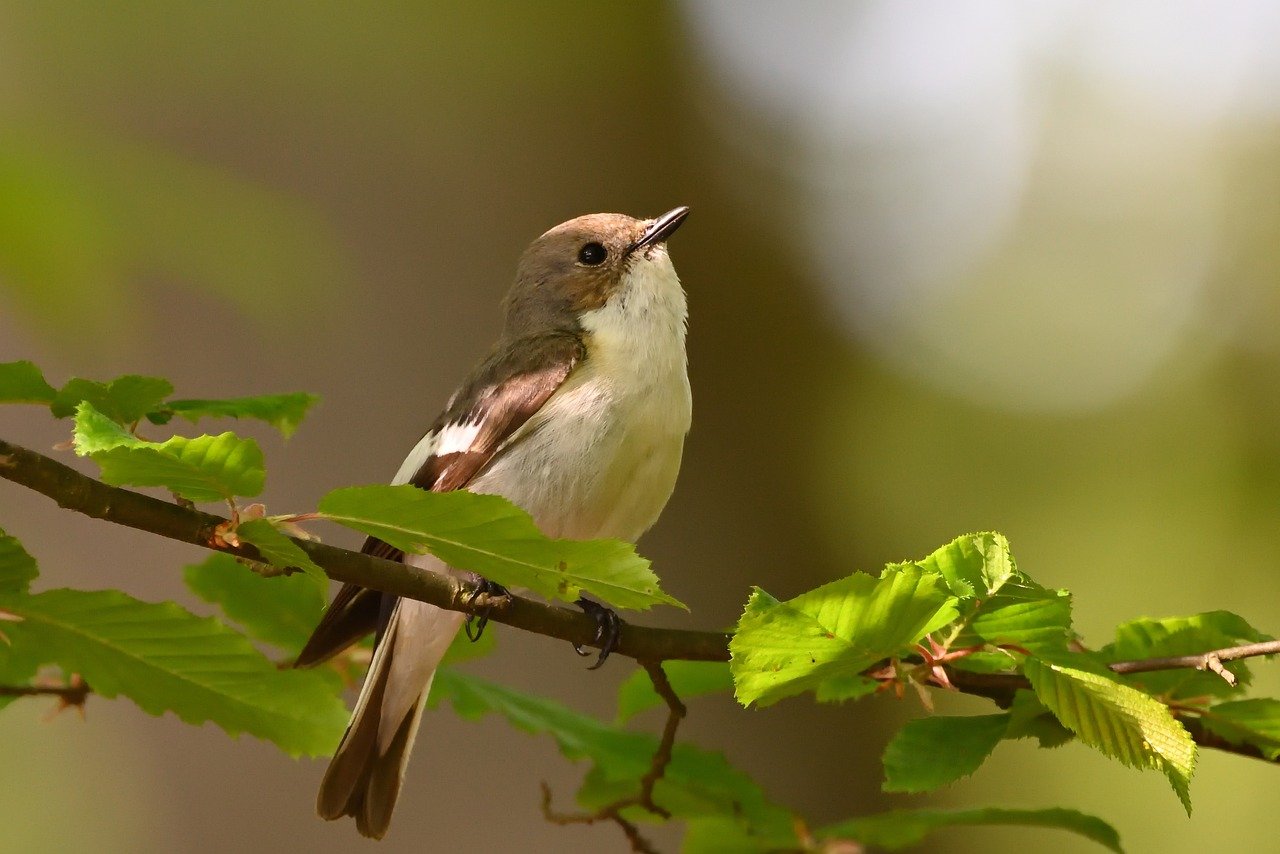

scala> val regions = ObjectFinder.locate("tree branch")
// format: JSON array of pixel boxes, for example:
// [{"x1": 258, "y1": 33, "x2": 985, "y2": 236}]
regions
[
  {"x1": 0, "y1": 438, "x2": 729, "y2": 663},
  {"x1": 2, "y1": 437, "x2": 1278, "y2": 767}
]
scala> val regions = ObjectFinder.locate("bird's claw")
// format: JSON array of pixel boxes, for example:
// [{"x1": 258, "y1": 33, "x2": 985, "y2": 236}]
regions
[
  {"x1": 463, "y1": 577, "x2": 508, "y2": 642},
  {"x1": 572, "y1": 597, "x2": 622, "y2": 670}
]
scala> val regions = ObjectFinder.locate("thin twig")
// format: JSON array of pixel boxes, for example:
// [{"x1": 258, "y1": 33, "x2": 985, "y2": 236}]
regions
[
  {"x1": 538, "y1": 661, "x2": 687, "y2": 853},
  {"x1": 1107, "y1": 640, "x2": 1280, "y2": 686}
]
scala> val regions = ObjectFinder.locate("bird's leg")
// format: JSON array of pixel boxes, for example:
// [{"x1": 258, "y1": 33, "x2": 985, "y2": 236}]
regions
[
  {"x1": 572, "y1": 597, "x2": 623, "y2": 670},
  {"x1": 463, "y1": 576, "x2": 509, "y2": 642}
]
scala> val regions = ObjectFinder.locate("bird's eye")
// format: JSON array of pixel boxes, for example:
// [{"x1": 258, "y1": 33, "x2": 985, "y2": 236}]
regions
[{"x1": 578, "y1": 242, "x2": 607, "y2": 266}]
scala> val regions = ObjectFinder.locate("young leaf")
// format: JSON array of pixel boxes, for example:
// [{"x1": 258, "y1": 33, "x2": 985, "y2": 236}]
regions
[
  {"x1": 1199, "y1": 699, "x2": 1280, "y2": 760},
  {"x1": 615, "y1": 660, "x2": 732, "y2": 723},
  {"x1": 1101, "y1": 611, "x2": 1270, "y2": 699},
  {"x1": 972, "y1": 593, "x2": 1073, "y2": 655},
  {"x1": 882, "y1": 714, "x2": 1010, "y2": 793},
  {"x1": 235, "y1": 519, "x2": 327, "y2": 584},
  {"x1": 183, "y1": 553, "x2": 325, "y2": 656},
  {"x1": 0, "y1": 528, "x2": 38, "y2": 595},
  {"x1": 1025, "y1": 656, "x2": 1196, "y2": 813},
  {"x1": 317, "y1": 485, "x2": 681, "y2": 611},
  {"x1": 51, "y1": 375, "x2": 174, "y2": 423},
  {"x1": 159, "y1": 393, "x2": 320, "y2": 438},
  {"x1": 730, "y1": 566, "x2": 957, "y2": 707},
  {"x1": 75, "y1": 402, "x2": 265, "y2": 502},
  {"x1": 0, "y1": 587, "x2": 347, "y2": 756},
  {"x1": 0, "y1": 360, "x2": 56, "y2": 404},
  {"x1": 818, "y1": 806, "x2": 1122, "y2": 853},
  {"x1": 915, "y1": 531, "x2": 1015, "y2": 599}
]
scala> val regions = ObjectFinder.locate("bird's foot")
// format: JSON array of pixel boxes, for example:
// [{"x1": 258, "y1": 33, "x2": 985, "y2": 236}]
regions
[
  {"x1": 572, "y1": 597, "x2": 623, "y2": 670},
  {"x1": 463, "y1": 577, "x2": 509, "y2": 642}
]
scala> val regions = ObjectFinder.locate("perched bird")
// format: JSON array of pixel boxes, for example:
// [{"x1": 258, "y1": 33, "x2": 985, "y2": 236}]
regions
[{"x1": 295, "y1": 207, "x2": 693, "y2": 838}]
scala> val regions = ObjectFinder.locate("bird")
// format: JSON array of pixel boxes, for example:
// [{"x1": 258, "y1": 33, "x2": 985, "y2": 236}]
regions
[{"x1": 294, "y1": 207, "x2": 693, "y2": 839}]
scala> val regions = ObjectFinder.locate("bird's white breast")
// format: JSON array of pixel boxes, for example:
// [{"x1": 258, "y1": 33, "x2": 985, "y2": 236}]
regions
[{"x1": 471, "y1": 249, "x2": 691, "y2": 542}]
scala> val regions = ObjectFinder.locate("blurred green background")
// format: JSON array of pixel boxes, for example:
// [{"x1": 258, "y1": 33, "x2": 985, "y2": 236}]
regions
[{"x1": 2, "y1": 3, "x2": 1279, "y2": 852}]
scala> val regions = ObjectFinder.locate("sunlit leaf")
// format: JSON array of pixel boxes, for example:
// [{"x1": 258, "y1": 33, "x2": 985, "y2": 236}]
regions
[
  {"x1": 74, "y1": 402, "x2": 265, "y2": 502},
  {"x1": 882, "y1": 714, "x2": 1009, "y2": 793},
  {"x1": 1025, "y1": 656, "x2": 1196, "y2": 813},
  {"x1": 0, "y1": 587, "x2": 347, "y2": 756},
  {"x1": 972, "y1": 593, "x2": 1073, "y2": 655},
  {"x1": 0, "y1": 360, "x2": 56, "y2": 404},
  {"x1": 318, "y1": 485, "x2": 681, "y2": 611},
  {"x1": 730, "y1": 566, "x2": 957, "y2": 707},
  {"x1": 915, "y1": 531, "x2": 1015, "y2": 600}
]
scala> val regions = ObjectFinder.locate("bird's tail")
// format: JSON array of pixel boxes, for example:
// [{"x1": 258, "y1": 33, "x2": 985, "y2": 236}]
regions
[{"x1": 316, "y1": 597, "x2": 466, "y2": 839}]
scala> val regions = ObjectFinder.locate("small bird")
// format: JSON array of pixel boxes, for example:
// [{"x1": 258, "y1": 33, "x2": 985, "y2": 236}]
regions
[{"x1": 295, "y1": 207, "x2": 693, "y2": 838}]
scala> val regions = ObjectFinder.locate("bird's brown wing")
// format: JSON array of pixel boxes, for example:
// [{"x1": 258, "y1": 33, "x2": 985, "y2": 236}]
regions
[{"x1": 294, "y1": 332, "x2": 584, "y2": 667}]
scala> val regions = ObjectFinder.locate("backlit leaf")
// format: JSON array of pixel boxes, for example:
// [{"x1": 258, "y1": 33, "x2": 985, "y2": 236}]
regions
[{"x1": 318, "y1": 485, "x2": 681, "y2": 611}]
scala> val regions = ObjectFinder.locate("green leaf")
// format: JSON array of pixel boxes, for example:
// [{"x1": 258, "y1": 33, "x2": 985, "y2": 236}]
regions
[
  {"x1": 431, "y1": 668, "x2": 652, "y2": 776},
  {"x1": 915, "y1": 531, "x2": 1015, "y2": 599},
  {"x1": 0, "y1": 360, "x2": 56, "y2": 404},
  {"x1": 0, "y1": 587, "x2": 347, "y2": 756},
  {"x1": 51, "y1": 375, "x2": 174, "y2": 423},
  {"x1": 440, "y1": 622, "x2": 497, "y2": 667},
  {"x1": 1025, "y1": 656, "x2": 1196, "y2": 813},
  {"x1": 616, "y1": 661, "x2": 732, "y2": 723},
  {"x1": 159, "y1": 393, "x2": 320, "y2": 438},
  {"x1": 576, "y1": 742, "x2": 786, "y2": 828},
  {"x1": 730, "y1": 566, "x2": 957, "y2": 707},
  {"x1": 682, "y1": 816, "x2": 799, "y2": 854},
  {"x1": 882, "y1": 714, "x2": 1009, "y2": 793},
  {"x1": 0, "y1": 528, "x2": 38, "y2": 595},
  {"x1": 75, "y1": 402, "x2": 265, "y2": 502},
  {"x1": 318, "y1": 485, "x2": 681, "y2": 611},
  {"x1": 1199, "y1": 699, "x2": 1280, "y2": 760},
  {"x1": 183, "y1": 552, "x2": 325, "y2": 656},
  {"x1": 431, "y1": 670, "x2": 784, "y2": 830},
  {"x1": 1004, "y1": 689, "x2": 1076, "y2": 748},
  {"x1": 0, "y1": 627, "x2": 42, "y2": 711},
  {"x1": 972, "y1": 593, "x2": 1074, "y2": 656},
  {"x1": 1101, "y1": 612, "x2": 1270, "y2": 699},
  {"x1": 813, "y1": 673, "x2": 880, "y2": 703},
  {"x1": 818, "y1": 807, "x2": 1122, "y2": 853},
  {"x1": 235, "y1": 519, "x2": 327, "y2": 584}
]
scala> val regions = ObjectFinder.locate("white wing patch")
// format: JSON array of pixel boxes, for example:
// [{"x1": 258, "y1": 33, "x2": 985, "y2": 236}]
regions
[
  {"x1": 390, "y1": 418, "x2": 484, "y2": 486},
  {"x1": 392, "y1": 429, "x2": 439, "y2": 485},
  {"x1": 433, "y1": 418, "x2": 483, "y2": 456}
]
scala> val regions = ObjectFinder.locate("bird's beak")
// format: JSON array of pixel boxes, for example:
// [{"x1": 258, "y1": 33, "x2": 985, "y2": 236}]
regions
[{"x1": 631, "y1": 206, "x2": 690, "y2": 252}]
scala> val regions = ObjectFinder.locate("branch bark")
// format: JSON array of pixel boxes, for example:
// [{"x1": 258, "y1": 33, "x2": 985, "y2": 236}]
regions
[
  {"x1": 2, "y1": 437, "x2": 1277, "y2": 767},
  {"x1": 0, "y1": 438, "x2": 729, "y2": 663}
]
